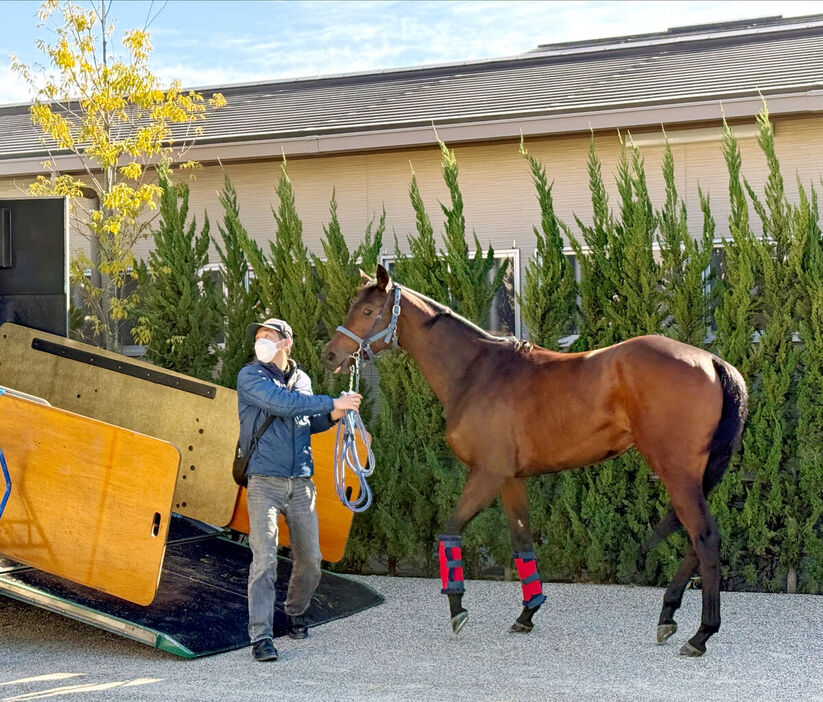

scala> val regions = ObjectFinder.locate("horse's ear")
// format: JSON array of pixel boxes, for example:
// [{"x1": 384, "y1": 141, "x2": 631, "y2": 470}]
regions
[
  {"x1": 376, "y1": 264, "x2": 391, "y2": 290},
  {"x1": 359, "y1": 268, "x2": 372, "y2": 286}
]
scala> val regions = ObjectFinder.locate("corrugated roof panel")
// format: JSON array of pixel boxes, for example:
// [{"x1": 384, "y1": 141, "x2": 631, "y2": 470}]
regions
[{"x1": 2, "y1": 22, "x2": 823, "y2": 158}]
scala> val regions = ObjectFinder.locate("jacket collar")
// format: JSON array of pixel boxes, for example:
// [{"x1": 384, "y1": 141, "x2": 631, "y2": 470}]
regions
[{"x1": 255, "y1": 357, "x2": 297, "y2": 382}]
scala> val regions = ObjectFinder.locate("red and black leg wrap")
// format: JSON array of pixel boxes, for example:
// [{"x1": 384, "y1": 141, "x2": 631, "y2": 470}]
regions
[
  {"x1": 514, "y1": 550, "x2": 546, "y2": 609},
  {"x1": 438, "y1": 534, "x2": 465, "y2": 595}
]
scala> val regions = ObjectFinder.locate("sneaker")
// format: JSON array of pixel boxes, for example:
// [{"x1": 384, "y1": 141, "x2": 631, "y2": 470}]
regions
[
  {"x1": 252, "y1": 637, "x2": 279, "y2": 661},
  {"x1": 287, "y1": 614, "x2": 309, "y2": 640}
]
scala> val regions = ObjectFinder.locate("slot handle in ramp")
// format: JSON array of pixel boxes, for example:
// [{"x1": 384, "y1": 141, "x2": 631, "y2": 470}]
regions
[
  {"x1": 0, "y1": 447, "x2": 10, "y2": 521},
  {"x1": 0, "y1": 387, "x2": 10, "y2": 521}
]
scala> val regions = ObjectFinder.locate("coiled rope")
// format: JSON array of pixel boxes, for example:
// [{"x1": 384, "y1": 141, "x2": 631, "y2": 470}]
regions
[{"x1": 333, "y1": 357, "x2": 376, "y2": 512}]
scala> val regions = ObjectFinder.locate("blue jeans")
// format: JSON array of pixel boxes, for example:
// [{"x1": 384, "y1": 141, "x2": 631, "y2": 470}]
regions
[{"x1": 246, "y1": 475, "x2": 322, "y2": 643}]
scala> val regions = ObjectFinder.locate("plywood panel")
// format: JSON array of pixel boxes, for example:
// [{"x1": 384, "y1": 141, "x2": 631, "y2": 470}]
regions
[
  {"x1": 0, "y1": 323, "x2": 360, "y2": 560},
  {"x1": 0, "y1": 392, "x2": 179, "y2": 605},
  {"x1": 0, "y1": 323, "x2": 239, "y2": 525},
  {"x1": 228, "y1": 426, "x2": 366, "y2": 563}
]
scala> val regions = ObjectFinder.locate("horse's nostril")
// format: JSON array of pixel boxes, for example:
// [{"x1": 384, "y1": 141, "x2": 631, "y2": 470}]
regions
[{"x1": 326, "y1": 352, "x2": 335, "y2": 361}]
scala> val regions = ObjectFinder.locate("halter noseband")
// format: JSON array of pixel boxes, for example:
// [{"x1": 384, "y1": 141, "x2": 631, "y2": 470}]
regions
[{"x1": 335, "y1": 285, "x2": 402, "y2": 361}]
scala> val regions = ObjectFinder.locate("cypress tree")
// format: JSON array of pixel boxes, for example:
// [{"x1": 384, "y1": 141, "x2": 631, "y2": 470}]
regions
[
  {"x1": 517, "y1": 140, "x2": 582, "y2": 582},
  {"x1": 133, "y1": 169, "x2": 219, "y2": 380},
  {"x1": 737, "y1": 106, "x2": 798, "y2": 591},
  {"x1": 393, "y1": 170, "x2": 449, "y2": 299},
  {"x1": 265, "y1": 161, "x2": 326, "y2": 389},
  {"x1": 355, "y1": 208, "x2": 387, "y2": 276},
  {"x1": 713, "y1": 122, "x2": 759, "y2": 370},
  {"x1": 314, "y1": 191, "x2": 358, "y2": 339},
  {"x1": 313, "y1": 192, "x2": 385, "y2": 342},
  {"x1": 576, "y1": 141, "x2": 669, "y2": 584},
  {"x1": 214, "y1": 173, "x2": 260, "y2": 388},
  {"x1": 606, "y1": 143, "x2": 665, "y2": 337},
  {"x1": 793, "y1": 183, "x2": 823, "y2": 592},
  {"x1": 657, "y1": 142, "x2": 715, "y2": 347},
  {"x1": 639, "y1": 141, "x2": 716, "y2": 582},
  {"x1": 354, "y1": 140, "x2": 510, "y2": 577},
  {"x1": 571, "y1": 137, "x2": 621, "y2": 349},
  {"x1": 710, "y1": 118, "x2": 763, "y2": 588},
  {"x1": 346, "y1": 169, "x2": 450, "y2": 576},
  {"x1": 559, "y1": 137, "x2": 626, "y2": 581},
  {"x1": 312, "y1": 193, "x2": 384, "y2": 424},
  {"x1": 433, "y1": 139, "x2": 509, "y2": 574},
  {"x1": 319, "y1": 200, "x2": 387, "y2": 574},
  {"x1": 518, "y1": 138, "x2": 578, "y2": 349},
  {"x1": 437, "y1": 139, "x2": 506, "y2": 328}
]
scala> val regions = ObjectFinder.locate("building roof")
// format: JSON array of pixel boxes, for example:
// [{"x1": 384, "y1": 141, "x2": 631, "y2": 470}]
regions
[{"x1": 2, "y1": 14, "x2": 823, "y2": 168}]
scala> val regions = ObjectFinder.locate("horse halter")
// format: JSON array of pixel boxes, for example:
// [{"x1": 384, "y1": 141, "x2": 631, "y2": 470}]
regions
[{"x1": 335, "y1": 285, "x2": 402, "y2": 362}]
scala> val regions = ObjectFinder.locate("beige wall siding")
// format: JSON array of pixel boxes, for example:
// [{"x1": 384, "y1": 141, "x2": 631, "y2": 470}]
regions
[
  {"x1": 3, "y1": 111, "x2": 823, "y2": 279},
  {"x1": 186, "y1": 113, "x2": 823, "y2": 266}
]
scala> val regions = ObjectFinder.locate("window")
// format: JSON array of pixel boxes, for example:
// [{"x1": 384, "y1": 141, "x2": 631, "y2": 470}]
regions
[
  {"x1": 200, "y1": 262, "x2": 227, "y2": 297},
  {"x1": 72, "y1": 267, "x2": 144, "y2": 356},
  {"x1": 199, "y1": 263, "x2": 228, "y2": 347},
  {"x1": 117, "y1": 271, "x2": 142, "y2": 356},
  {"x1": 378, "y1": 249, "x2": 521, "y2": 337},
  {"x1": 532, "y1": 247, "x2": 584, "y2": 347},
  {"x1": 488, "y1": 249, "x2": 520, "y2": 338},
  {"x1": 564, "y1": 252, "x2": 582, "y2": 283}
]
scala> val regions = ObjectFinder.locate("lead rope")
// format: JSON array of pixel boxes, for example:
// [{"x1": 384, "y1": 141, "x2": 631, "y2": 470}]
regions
[{"x1": 333, "y1": 354, "x2": 376, "y2": 512}]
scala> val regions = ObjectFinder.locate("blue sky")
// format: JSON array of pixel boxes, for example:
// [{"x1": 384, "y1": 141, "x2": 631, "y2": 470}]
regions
[{"x1": 2, "y1": 0, "x2": 822, "y2": 105}]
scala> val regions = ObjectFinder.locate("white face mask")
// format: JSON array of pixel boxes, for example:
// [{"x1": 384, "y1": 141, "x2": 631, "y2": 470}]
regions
[{"x1": 254, "y1": 338, "x2": 279, "y2": 363}]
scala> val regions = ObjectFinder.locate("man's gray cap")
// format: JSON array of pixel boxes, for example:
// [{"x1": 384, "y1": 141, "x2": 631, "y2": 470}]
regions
[{"x1": 246, "y1": 318, "x2": 293, "y2": 343}]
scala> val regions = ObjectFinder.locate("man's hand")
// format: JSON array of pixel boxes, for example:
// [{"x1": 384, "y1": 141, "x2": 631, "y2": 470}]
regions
[{"x1": 331, "y1": 392, "x2": 362, "y2": 420}]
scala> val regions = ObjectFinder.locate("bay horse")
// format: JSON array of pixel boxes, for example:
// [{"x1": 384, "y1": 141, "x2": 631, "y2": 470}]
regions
[{"x1": 322, "y1": 265, "x2": 747, "y2": 657}]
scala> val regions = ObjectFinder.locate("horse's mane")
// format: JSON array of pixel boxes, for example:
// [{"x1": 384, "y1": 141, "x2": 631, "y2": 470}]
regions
[{"x1": 400, "y1": 285, "x2": 530, "y2": 351}]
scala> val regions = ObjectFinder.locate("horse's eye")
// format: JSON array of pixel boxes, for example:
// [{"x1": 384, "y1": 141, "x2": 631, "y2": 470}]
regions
[{"x1": 363, "y1": 308, "x2": 374, "y2": 316}]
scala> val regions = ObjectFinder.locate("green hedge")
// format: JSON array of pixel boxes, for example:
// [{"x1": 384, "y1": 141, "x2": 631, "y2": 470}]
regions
[{"x1": 134, "y1": 105, "x2": 823, "y2": 593}]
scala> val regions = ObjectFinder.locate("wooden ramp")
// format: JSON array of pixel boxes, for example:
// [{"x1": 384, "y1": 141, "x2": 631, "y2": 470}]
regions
[
  {"x1": 0, "y1": 391, "x2": 180, "y2": 605},
  {"x1": 0, "y1": 323, "x2": 358, "y2": 563}
]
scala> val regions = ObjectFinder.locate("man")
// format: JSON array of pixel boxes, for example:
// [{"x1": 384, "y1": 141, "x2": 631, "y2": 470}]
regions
[{"x1": 237, "y1": 317, "x2": 362, "y2": 662}]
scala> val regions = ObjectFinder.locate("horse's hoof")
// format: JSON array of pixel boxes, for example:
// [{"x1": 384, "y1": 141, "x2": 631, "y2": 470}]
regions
[
  {"x1": 657, "y1": 622, "x2": 677, "y2": 644},
  {"x1": 451, "y1": 611, "x2": 468, "y2": 635},
  {"x1": 679, "y1": 641, "x2": 705, "y2": 657},
  {"x1": 509, "y1": 620, "x2": 534, "y2": 634}
]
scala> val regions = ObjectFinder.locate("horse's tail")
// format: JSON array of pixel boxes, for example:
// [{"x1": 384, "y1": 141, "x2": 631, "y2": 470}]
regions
[
  {"x1": 702, "y1": 358, "x2": 748, "y2": 495},
  {"x1": 643, "y1": 357, "x2": 748, "y2": 553}
]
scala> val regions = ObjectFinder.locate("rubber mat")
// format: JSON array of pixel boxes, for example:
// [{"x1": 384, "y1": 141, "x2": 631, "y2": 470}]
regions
[{"x1": 0, "y1": 517, "x2": 383, "y2": 657}]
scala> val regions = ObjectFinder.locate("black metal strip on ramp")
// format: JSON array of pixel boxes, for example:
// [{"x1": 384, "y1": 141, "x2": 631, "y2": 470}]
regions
[{"x1": 0, "y1": 518, "x2": 383, "y2": 658}]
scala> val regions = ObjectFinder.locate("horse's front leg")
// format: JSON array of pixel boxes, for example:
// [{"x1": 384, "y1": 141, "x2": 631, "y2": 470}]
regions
[
  {"x1": 438, "y1": 469, "x2": 506, "y2": 634},
  {"x1": 501, "y1": 477, "x2": 546, "y2": 633}
]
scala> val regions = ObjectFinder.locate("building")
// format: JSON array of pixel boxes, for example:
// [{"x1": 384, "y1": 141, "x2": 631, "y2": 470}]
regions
[{"x1": 1, "y1": 14, "x2": 822, "y2": 340}]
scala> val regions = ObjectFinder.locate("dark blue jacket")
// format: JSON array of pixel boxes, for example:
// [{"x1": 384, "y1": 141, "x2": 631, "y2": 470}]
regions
[{"x1": 237, "y1": 360, "x2": 335, "y2": 479}]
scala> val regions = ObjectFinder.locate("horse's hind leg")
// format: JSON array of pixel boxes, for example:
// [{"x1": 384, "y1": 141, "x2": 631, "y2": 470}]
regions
[
  {"x1": 681, "y1": 503, "x2": 721, "y2": 656},
  {"x1": 439, "y1": 470, "x2": 507, "y2": 634},
  {"x1": 656, "y1": 546, "x2": 698, "y2": 643},
  {"x1": 501, "y1": 478, "x2": 546, "y2": 634},
  {"x1": 662, "y1": 483, "x2": 722, "y2": 657}
]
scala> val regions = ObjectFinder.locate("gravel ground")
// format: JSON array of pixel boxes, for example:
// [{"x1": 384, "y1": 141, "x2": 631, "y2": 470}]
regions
[{"x1": 1, "y1": 576, "x2": 822, "y2": 702}]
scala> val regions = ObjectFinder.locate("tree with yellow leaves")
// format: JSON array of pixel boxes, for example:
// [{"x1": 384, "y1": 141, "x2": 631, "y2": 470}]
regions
[{"x1": 11, "y1": 0, "x2": 226, "y2": 350}]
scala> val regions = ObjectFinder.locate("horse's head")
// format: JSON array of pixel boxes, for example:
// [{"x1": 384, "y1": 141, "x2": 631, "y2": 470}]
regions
[{"x1": 322, "y1": 264, "x2": 399, "y2": 372}]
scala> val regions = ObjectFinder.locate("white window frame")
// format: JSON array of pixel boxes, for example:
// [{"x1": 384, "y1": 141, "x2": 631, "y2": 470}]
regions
[
  {"x1": 379, "y1": 248, "x2": 521, "y2": 338},
  {"x1": 200, "y1": 262, "x2": 256, "y2": 296},
  {"x1": 489, "y1": 248, "x2": 521, "y2": 339}
]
